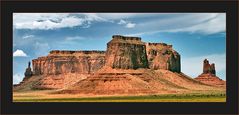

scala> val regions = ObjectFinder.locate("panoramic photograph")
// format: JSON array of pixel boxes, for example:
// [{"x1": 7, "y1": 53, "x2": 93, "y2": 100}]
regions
[{"x1": 13, "y1": 13, "x2": 226, "y2": 102}]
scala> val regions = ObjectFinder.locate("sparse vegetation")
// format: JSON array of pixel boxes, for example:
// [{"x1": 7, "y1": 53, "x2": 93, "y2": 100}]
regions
[{"x1": 13, "y1": 91, "x2": 226, "y2": 102}]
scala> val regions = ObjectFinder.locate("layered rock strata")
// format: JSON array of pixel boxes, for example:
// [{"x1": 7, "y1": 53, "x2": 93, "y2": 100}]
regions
[
  {"x1": 146, "y1": 43, "x2": 180, "y2": 72},
  {"x1": 30, "y1": 35, "x2": 181, "y2": 76},
  {"x1": 32, "y1": 50, "x2": 105, "y2": 75},
  {"x1": 15, "y1": 35, "x2": 184, "y2": 92},
  {"x1": 105, "y1": 35, "x2": 149, "y2": 69},
  {"x1": 59, "y1": 69, "x2": 221, "y2": 95},
  {"x1": 195, "y1": 59, "x2": 225, "y2": 87}
]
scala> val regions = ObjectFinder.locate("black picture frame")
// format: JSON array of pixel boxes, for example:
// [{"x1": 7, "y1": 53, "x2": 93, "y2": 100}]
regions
[{"x1": 1, "y1": 0, "x2": 238, "y2": 115}]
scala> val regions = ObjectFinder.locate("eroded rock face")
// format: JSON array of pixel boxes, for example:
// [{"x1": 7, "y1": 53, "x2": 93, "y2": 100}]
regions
[
  {"x1": 146, "y1": 43, "x2": 181, "y2": 72},
  {"x1": 195, "y1": 74, "x2": 226, "y2": 87},
  {"x1": 24, "y1": 62, "x2": 33, "y2": 77},
  {"x1": 31, "y1": 35, "x2": 181, "y2": 75},
  {"x1": 31, "y1": 35, "x2": 181, "y2": 76},
  {"x1": 58, "y1": 69, "x2": 221, "y2": 95},
  {"x1": 32, "y1": 51, "x2": 105, "y2": 75},
  {"x1": 195, "y1": 59, "x2": 225, "y2": 87},
  {"x1": 16, "y1": 35, "x2": 183, "y2": 91},
  {"x1": 105, "y1": 35, "x2": 149, "y2": 69},
  {"x1": 203, "y1": 59, "x2": 216, "y2": 75}
]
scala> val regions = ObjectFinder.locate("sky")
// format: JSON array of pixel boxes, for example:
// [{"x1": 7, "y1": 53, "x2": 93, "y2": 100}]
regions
[{"x1": 13, "y1": 13, "x2": 226, "y2": 84}]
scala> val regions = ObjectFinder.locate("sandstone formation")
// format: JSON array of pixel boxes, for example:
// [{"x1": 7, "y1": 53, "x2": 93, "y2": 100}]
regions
[
  {"x1": 195, "y1": 59, "x2": 226, "y2": 87},
  {"x1": 32, "y1": 50, "x2": 105, "y2": 75},
  {"x1": 146, "y1": 43, "x2": 180, "y2": 72},
  {"x1": 30, "y1": 35, "x2": 181, "y2": 76},
  {"x1": 105, "y1": 35, "x2": 149, "y2": 69},
  {"x1": 14, "y1": 35, "x2": 225, "y2": 95},
  {"x1": 58, "y1": 69, "x2": 221, "y2": 95},
  {"x1": 24, "y1": 61, "x2": 33, "y2": 77},
  {"x1": 203, "y1": 59, "x2": 216, "y2": 75}
]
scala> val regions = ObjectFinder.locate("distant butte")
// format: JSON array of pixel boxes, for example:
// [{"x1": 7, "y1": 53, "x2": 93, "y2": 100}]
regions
[
  {"x1": 13, "y1": 35, "x2": 225, "y2": 95},
  {"x1": 194, "y1": 59, "x2": 226, "y2": 87}
]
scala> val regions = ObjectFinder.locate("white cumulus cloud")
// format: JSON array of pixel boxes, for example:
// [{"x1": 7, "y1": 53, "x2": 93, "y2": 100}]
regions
[
  {"x1": 13, "y1": 13, "x2": 103, "y2": 30},
  {"x1": 117, "y1": 19, "x2": 136, "y2": 28},
  {"x1": 13, "y1": 13, "x2": 225, "y2": 34},
  {"x1": 15, "y1": 16, "x2": 84, "y2": 30},
  {"x1": 125, "y1": 22, "x2": 136, "y2": 28},
  {"x1": 13, "y1": 49, "x2": 27, "y2": 57}
]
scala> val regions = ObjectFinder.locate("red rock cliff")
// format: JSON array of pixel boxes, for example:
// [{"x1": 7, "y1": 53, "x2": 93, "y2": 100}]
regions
[
  {"x1": 32, "y1": 35, "x2": 181, "y2": 76},
  {"x1": 15, "y1": 35, "x2": 187, "y2": 91},
  {"x1": 146, "y1": 42, "x2": 181, "y2": 72},
  {"x1": 203, "y1": 59, "x2": 216, "y2": 75},
  {"x1": 32, "y1": 50, "x2": 105, "y2": 75},
  {"x1": 195, "y1": 59, "x2": 225, "y2": 87},
  {"x1": 105, "y1": 35, "x2": 149, "y2": 69}
]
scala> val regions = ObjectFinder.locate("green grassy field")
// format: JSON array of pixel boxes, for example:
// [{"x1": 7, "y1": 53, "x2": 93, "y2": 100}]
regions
[{"x1": 13, "y1": 92, "x2": 226, "y2": 102}]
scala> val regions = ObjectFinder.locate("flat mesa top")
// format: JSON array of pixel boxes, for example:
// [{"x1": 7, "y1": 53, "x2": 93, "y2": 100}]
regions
[
  {"x1": 109, "y1": 35, "x2": 145, "y2": 45},
  {"x1": 45, "y1": 50, "x2": 106, "y2": 57},
  {"x1": 146, "y1": 42, "x2": 173, "y2": 51}
]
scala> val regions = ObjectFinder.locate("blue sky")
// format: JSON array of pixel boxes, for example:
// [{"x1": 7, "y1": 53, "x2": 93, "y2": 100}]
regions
[{"x1": 13, "y1": 13, "x2": 226, "y2": 84}]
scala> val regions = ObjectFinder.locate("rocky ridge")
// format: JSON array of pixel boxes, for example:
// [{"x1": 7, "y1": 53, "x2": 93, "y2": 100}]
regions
[
  {"x1": 146, "y1": 42, "x2": 180, "y2": 72},
  {"x1": 32, "y1": 50, "x2": 106, "y2": 75},
  {"x1": 31, "y1": 35, "x2": 181, "y2": 76},
  {"x1": 105, "y1": 35, "x2": 149, "y2": 69},
  {"x1": 14, "y1": 35, "x2": 225, "y2": 94}
]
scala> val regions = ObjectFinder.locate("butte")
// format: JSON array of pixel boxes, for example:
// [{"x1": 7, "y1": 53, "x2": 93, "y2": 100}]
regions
[{"x1": 14, "y1": 35, "x2": 225, "y2": 96}]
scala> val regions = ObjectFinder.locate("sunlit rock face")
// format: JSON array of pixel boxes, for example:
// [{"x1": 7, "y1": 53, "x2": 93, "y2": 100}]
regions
[
  {"x1": 17, "y1": 35, "x2": 184, "y2": 90},
  {"x1": 32, "y1": 35, "x2": 182, "y2": 76},
  {"x1": 32, "y1": 50, "x2": 106, "y2": 75},
  {"x1": 105, "y1": 35, "x2": 149, "y2": 69},
  {"x1": 146, "y1": 43, "x2": 181, "y2": 72}
]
